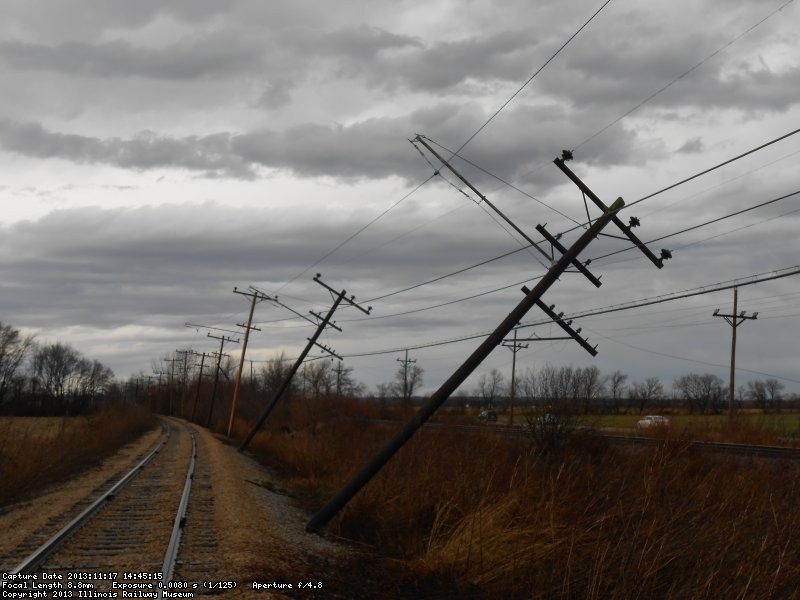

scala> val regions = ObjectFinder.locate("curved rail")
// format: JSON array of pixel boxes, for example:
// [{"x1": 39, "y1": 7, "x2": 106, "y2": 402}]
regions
[{"x1": 9, "y1": 425, "x2": 171, "y2": 575}]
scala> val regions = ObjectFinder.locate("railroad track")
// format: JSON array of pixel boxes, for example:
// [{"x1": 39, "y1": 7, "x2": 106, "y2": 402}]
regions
[{"x1": 1, "y1": 419, "x2": 227, "y2": 597}]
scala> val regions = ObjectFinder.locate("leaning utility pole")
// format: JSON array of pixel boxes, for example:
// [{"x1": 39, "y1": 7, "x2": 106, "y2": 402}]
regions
[
  {"x1": 238, "y1": 275, "x2": 371, "y2": 452},
  {"x1": 713, "y1": 286, "x2": 758, "y2": 422},
  {"x1": 206, "y1": 332, "x2": 239, "y2": 428},
  {"x1": 227, "y1": 287, "x2": 277, "y2": 437},
  {"x1": 307, "y1": 198, "x2": 625, "y2": 532},
  {"x1": 306, "y1": 148, "x2": 667, "y2": 533}
]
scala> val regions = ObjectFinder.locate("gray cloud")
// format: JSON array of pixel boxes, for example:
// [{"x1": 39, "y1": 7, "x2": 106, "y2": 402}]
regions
[
  {"x1": 0, "y1": 100, "x2": 652, "y2": 185},
  {"x1": 0, "y1": 35, "x2": 266, "y2": 80}
]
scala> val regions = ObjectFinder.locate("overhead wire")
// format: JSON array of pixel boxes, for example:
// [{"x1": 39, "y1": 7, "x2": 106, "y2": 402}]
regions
[
  {"x1": 336, "y1": 266, "x2": 800, "y2": 358},
  {"x1": 572, "y1": 0, "x2": 796, "y2": 152},
  {"x1": 448, "y1": 0, "x2": 614, "y2": 160},
  {"x1": 268, "y1": 3, "x2": 612, "y2": 297},
  {"x1": 588, "y1": 188, "x2": 800, "y2": 264}
]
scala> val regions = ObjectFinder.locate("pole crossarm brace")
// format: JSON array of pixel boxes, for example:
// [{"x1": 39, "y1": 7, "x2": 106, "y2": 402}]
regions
[
  {"x1": 413, "y1": 135, "x2": 553, "y2": 264},
  {"x1": 522, "y1": 289, "x2": 597, "y2": 356},
  {"x1": 554, "y1": 155, "x2": 666, "y2": 269},
  {"x1": 535, "y1": 224, "x2": 601, "y2": 287},
  {"x1": 306, "y1": 197, "x2": 626, "y2": 534}
]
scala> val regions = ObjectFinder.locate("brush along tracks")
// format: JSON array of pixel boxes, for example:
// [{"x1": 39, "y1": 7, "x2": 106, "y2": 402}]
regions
[{"x1": 1, "y1": 418, "x2": 230, "y2": 597}]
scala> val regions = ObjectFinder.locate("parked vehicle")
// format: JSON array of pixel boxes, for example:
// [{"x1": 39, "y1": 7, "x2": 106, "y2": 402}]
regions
[
  {"x1": 478, "y1": 410, "x2": 498, "y2": 423},
  {"x1": 636, "y1": 415, "x2": 670, "y2": 430}
]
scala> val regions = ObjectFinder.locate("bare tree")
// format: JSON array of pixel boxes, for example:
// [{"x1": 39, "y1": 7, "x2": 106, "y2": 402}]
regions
[
  {"x1": 673, "y1": 373, "x2": 724, "y2": 414},
  {"x1": 476, "y1": 368, "x2": 504, "y2": 409},
  {"x1": 608, "y1": 370, "x2": 627, "y2": 413},
  {"x1": 629, "y1": 377, "x2": 664, "y2": 414},
  {"x1": 765, "y1": 378, "x2": 785, "y2": 412},
  {"x1": 0, "y1": 322, "x2": 33, "y2": 405},
  {"x1": 747, "y1": 380, "x2": 768, "y2": 412},
  {"x1": 575, "y1": 365, "x2": 606, "y2": 414},
  {"x1": 301, "y1": 359, "x2": 334, "y2": 401},
  {"x1": 390, "y1": 360, "x2": 424, "y2": 412}
]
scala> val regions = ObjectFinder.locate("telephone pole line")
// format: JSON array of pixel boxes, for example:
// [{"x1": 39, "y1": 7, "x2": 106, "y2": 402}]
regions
[
  {"x1": 206, "y1": 332, "x2": 239, "y2": 428},
  {"x1": 713, "y1": 286, "x2": 758, "y2": 422},
  {"x1": 307, "y1": 149, "x2": 667, "y2": 533},
  {"x1": 238, "y1": 275, "x2": 371, "y2": 452},
  {"x1": 227, "y1": 287, "x2": 277, "y2": 437}
]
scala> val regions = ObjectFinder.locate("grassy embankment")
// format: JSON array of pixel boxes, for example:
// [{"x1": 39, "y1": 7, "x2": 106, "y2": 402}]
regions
[
  {"x1": 247, "y1": 399, "x2": 800, "y2": 598},
  {"x1": 0, "y1": 404, "x2": 156, "y2": 507}
]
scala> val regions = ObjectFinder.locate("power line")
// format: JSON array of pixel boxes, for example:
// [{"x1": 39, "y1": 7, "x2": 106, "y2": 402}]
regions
[
  {"x1": 336, "y1": 266, "x2": 800, "y2": 358},
  {"x1": 588, "y1": 327, "x2": 800, "y2": 386},
  {"x1": 626, "y1": 128, "x2": 800, "y2": 210},
  {"x1": 589, "y1": 188, "x2": 800, "y2": 263},
  {"x1": 452, "y1": 0, "x2": 613, "y2": 159},
  {"x1": 268, "y1": 3, "x2": 613, "y2": 298},
  {"x1": 274, "y1": 175, "x2": 435, "y2": 293},
  {"x1": 572, "y1": 0, "x2": 796, "y2": 152}
]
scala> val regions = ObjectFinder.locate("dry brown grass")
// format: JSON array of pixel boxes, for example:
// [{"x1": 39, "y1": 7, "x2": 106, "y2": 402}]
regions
[
  {"x1": 250, "y1": 399, "x2": 800, "y2": 598},
  {"x1": 0, "y1": 404, "x2": 156, "y2": 507}
]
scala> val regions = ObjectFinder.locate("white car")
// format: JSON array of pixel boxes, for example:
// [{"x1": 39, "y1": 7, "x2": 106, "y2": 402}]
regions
[{"x1": 636, "y1": 415, "x2": 670, "y2": 430}]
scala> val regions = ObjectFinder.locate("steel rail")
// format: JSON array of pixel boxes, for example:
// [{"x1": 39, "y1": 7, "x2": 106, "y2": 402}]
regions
[
  {"x1": 9, "y1": 425, "x2": 172, "y2": 575},
  {"x1": 159, "y1": 427, "x2": 197, "y2": 591}
]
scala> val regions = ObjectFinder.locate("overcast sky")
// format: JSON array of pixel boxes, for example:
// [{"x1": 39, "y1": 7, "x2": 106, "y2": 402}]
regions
[{"x1": 1, "y1": 0, "x2": 799, "y2": 398}]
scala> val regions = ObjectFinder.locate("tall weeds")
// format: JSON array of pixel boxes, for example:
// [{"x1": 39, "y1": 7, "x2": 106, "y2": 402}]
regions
[
  {"x1": 0, "y1": 404, "x2": 156, "y2": 507},
  {"x1": 251, "y1": 400, "x2": 800, "y2": 598}
]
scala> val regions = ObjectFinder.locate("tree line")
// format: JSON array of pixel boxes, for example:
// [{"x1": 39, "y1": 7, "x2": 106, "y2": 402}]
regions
[
  {"x1": 463, "y1": 364, "x2": 793, "y2": 415},
  {"x1": 0, "y1": 321, "x2": 116, "y2": 415}
]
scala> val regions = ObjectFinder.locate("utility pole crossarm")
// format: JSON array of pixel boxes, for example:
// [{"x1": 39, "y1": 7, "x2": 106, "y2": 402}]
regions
[
  {"x1": 310, "y1": 340, "x2": 342, "y2": 361},
  {"x1": 554, "y1": 155, "x2": 665, "y2": 269},
  {"x1": 310, "y1": 310, "x2": 343, "y2": 332},
  {"x1": 535, "y1": 224, "x2": 601, "y2": 287},
  {"x1": 525, "y1": 292, "x2": 597, "y2": 356},
  {"x1": 313, "y1": 274, "x2": 372, "y2": 315}
]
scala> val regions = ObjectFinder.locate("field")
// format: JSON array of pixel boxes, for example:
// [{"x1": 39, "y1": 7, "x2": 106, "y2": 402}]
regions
[
  {"x1": 0, "y1": 405, "x2": 156, "y2": 507},
  {"x1": 249, "y1": 400, "x2": 800, "y2": 598}
]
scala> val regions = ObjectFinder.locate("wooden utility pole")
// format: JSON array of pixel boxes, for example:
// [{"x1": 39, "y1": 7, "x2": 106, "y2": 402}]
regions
[
  {"x1": 238, "y1": 275, "x2": 371, "y2": 452},
  {"x1": 190, "y1": 351, "x2": 207, "y2": 422},
  {"x1": 306, "y1": 148, "x2": 667, "y2": 533},
  {"x1": 206, "y1": 333, "x2": 239, "y2": 428},
  {"x1": 227, "y1": 287, "x2": 276, "y2": 437},
  {"x1": 307, "y1": 198, "x2": 625, "y2": 532},
  {"x1": 713, "y1": 287, "x2": 758, "y2": 422},
  {"x1": 501, "y1": 329, "x2": 527, "y2": 426},
  {"x1": 396, "y1": 349, "x2": 417, "y2": 413}
]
